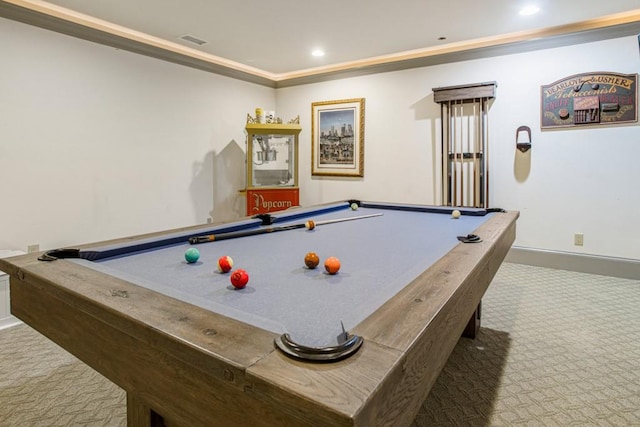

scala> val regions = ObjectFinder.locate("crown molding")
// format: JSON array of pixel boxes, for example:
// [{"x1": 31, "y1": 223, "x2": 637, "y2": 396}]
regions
[{"x1": 2, "y1": 1, "x2": 639, "y2": 88}]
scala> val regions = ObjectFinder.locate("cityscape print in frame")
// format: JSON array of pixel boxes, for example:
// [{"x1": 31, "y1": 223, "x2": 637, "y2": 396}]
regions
[{"x1": 311, "y1": 98, "x2": 365, "y2": 177}]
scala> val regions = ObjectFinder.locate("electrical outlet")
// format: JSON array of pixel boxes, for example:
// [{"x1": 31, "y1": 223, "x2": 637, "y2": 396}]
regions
[
  {"x1": 27, "y1": 244, "x2": 40, "y2": 253},
  {"x1": 574, "y1": 233, "x2": 584, "y2": 246}
]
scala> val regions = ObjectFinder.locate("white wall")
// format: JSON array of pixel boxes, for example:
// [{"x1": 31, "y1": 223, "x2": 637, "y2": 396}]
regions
[
  {"x1": 278, "y1": 36, "x2": 640, "y2": 260},
  {"x1": 0, "y1": 18, "x2": 275, "y2": 251}
]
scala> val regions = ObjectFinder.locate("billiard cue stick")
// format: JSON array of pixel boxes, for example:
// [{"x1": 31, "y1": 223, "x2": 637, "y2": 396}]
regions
[
  {"x1": 453, "y1": 100, "x2": 458, "y2": 207},
  {"x1": 473, "y1": 99, "x2": 479, "y2": 208},
  {"x1": 188, "y1": 213, "x2": 383, "y2": 244},
  {"x1": 441, "y1": 102, "x2": 447, "y2": 205},
  {"x1": 483, "y1": 97, "x2": 490, "y2": 208},
  {"x1": 450, "y1": 100, "x2": 454, "y2": 206}
]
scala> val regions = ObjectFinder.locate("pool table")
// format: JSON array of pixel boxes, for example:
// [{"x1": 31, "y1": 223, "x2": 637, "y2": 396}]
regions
[{"x1": 0, "y1": 200, "x2": 518, "y2": 426}]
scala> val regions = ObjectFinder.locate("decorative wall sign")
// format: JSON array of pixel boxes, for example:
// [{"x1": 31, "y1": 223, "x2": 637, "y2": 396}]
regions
[{"x1": 540, "y1": 72, "x2": 637, "y2": 129}]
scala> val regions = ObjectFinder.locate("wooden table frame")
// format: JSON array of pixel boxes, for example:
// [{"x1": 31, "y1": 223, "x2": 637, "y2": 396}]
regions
[{"x1": 0, "y1": 210, "x2": 518, "y2": 426}]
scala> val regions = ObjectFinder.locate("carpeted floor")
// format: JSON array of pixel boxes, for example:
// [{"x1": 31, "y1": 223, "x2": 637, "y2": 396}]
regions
[
  {"x1": 412, "y1": 263, "x2": 640, "y2": 426},
  {"x1": 1, "y1": 263, "x2": 639, "y2": 426}
]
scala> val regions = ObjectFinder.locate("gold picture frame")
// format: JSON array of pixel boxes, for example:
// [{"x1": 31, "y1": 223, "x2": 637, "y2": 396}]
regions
[{"x1": 311, "y1": 98, "x2": 365, "y2": 177}]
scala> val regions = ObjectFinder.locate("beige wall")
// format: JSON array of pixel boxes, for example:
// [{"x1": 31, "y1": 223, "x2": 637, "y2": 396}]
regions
[
  {"x1": 1, "y1": 17, "x2": 275, "y2": 251},
  {"x1": 277, "y1": 36, "x2": 640, "y2": 260},
  {"x1": 1, "y1": 16, "x2": 638, "y2": 261}
]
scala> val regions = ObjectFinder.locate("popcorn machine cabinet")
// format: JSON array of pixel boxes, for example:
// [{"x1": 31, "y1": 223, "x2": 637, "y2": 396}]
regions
[{"x1": 244, "y1": 122, "x2": 302, "y2": 215}]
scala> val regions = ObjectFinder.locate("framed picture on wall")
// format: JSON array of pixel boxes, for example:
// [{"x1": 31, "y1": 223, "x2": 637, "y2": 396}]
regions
[{"x1": 311, "y1": 98, "x2": 365, "y2": 177}]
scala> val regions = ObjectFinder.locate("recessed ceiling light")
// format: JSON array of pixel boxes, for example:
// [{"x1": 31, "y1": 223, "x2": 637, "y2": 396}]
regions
[
  {"x1": 311, "y1": 49, "x2": 325, "y2": 57},
  {"x1": 519, "y1": 5, "x2": 540, "y2": 16}
]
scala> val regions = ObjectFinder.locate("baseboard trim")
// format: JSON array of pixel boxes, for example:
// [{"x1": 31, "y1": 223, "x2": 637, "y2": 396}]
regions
[
  {"x1": 506, "y1": 247, "x2": 640, "y2": 280},
  {"x1": 0, "y1": 317, "x2": 22, "y2": 331}
]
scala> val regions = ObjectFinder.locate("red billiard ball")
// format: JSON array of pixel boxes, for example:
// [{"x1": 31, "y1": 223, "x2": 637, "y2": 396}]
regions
[
  {"x1": 304, "y1": 252, "x2": 320, "y2": 269},
  {"x1": 324, "y1": 257, "x2": 341, "y2": 274},
  {"x1": 217, "y1": 256, "x2": 234, "y2": 273},
  {"x1": 230, "y1": 269, "x2": 249, "y2": 289}
]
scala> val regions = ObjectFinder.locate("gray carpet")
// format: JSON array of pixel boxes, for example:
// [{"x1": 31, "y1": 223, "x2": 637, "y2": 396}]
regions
[{"x1": 1, "y1": 263, "x2": 639, "y2": 426}]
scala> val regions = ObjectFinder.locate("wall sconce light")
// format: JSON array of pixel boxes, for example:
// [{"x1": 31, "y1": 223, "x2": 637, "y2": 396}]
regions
[{"x1": 516, "y1": 126, "x2": 532, "y2": 153}]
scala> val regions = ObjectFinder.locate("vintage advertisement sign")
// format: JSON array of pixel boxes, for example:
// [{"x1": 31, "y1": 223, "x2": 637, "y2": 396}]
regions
[{"x1": 540, "y1": 72, "x2": 637, "y2": 129}]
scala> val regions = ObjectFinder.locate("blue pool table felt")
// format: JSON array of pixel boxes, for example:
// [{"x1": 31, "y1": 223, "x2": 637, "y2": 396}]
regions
[{"x1": 73, "y1": 203, "x2": 492, "y2": 347}]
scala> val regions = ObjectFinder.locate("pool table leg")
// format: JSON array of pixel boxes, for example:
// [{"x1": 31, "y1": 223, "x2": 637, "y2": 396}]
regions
[
  {"x1": 127, "y1": 393, "x2": 166, "y2": 427},
  {"x1": 462, "y1": 300, "x2": 481, "y2": 339}
]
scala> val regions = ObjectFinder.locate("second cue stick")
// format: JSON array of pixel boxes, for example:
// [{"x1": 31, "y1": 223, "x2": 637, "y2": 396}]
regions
[{"x1": 188, "y1": 213, "x2": 383, "y2": 244}]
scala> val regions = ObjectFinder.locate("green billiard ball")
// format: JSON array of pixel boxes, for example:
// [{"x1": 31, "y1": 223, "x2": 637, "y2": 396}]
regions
[{"x1": 185, "y1": 247, "x2": 200, "y2": 263}]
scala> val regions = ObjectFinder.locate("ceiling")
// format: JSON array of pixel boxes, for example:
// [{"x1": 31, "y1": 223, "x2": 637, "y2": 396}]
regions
[{"x1": 2, "y1": 0, "x2": 640, "y2": 86}]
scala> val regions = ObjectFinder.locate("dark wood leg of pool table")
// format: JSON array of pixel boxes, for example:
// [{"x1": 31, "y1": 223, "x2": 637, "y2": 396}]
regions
[
  {"x1": 462, "y1": 300, "x2": 481, "y2": 339},
  {"x1": 127, "y1": 394, "x2": 166, "y2": 427}
]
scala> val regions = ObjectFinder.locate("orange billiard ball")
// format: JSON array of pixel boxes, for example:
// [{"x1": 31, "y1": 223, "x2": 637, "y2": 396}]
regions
[
  {"x1": 304, "y1": 252, "x2": 320, "y2": 269},
  {"x1": 324, "y1": 257, "x2": 341, "y2": 275}
]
